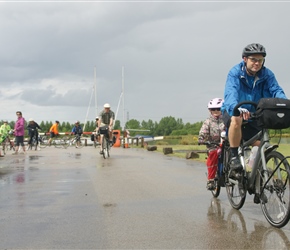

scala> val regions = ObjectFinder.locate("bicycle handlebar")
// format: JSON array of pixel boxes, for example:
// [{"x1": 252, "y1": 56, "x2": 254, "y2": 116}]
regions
[{"x1": 233, "y1": 101, "x2": 258, "y2": 117}]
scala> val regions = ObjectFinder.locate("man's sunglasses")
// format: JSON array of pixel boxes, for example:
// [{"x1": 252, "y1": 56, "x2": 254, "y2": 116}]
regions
[
  {"x1": 210, "y1": 108, "x2": 221, "y2": 111},
  {"x1": 248, "y1": 57, "x2": 264, "y2": 64}
]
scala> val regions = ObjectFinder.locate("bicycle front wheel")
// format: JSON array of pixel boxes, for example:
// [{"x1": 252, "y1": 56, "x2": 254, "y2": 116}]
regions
[
  {"x1": 102, "y1": 137, "x2": 108, "y2": 159},
  {"x1": 260, "y1": 151, "x2": 290, "y2": 228},
  {"x1": 107, "y1": 139, "x2": 110, "y2": 158},
  {"x1": 39, "y1": 136, "x2": 48, "y2": 148}
]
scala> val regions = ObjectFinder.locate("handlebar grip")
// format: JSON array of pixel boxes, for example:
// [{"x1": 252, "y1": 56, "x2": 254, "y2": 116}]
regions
[{"x1": 233, "y1": 101, "x2": 258, "y2": 116}]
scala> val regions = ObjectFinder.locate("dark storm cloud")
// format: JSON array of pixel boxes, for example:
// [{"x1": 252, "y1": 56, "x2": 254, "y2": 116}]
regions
[
  {"x1": 0, "y1": 2, "x2": 290, "y2": 124},
  {"x1": 20, "y1": 87, "x2": 91, "y2": 106}
]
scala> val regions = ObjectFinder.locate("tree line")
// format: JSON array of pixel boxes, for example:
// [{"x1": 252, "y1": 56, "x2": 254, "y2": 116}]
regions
[{"x1": 2, "y1": 116, "x2": 202, "y2": 136}]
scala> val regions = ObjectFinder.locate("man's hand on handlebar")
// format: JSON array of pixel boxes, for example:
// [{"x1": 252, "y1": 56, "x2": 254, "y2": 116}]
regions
[{"x1": 238, "y1": 107, "x2": 250, "y2": 120}]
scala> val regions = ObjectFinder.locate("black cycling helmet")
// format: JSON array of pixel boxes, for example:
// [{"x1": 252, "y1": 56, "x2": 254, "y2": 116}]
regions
[
  {"x1": 242, "y1": 43, "x2": 266, "y2": 58},
  {"x1": 56, "y1": 120, "x2": 60, "y2": 124}
]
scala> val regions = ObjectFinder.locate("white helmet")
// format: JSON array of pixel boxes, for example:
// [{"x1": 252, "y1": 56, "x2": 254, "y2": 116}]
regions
[
  {"x1": 29, "y1": 118, "x2": 34, "y2": 122},
  {"x1": 104, "y1": 103, "x2": 110, "y2": 108},
  {"x1": 207, "y1": 98, "x2": 223, "y2": 109}
]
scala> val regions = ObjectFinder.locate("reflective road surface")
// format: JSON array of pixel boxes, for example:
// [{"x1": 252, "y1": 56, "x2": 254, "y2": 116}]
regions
[{"x1": 1, "y1": 146, "x2": 290, "y2": 249}]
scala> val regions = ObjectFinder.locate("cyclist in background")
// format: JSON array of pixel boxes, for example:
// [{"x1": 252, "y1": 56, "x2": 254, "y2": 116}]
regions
[
  {"x1": 71, "y1": 121, "x2": 83, "y2": 148},
  {"x1": 91, "y1": 117, "x2": 99, "y2": 144},
  {"x1": 48, "y1": 120, "x2": 60, "y2": 146},
  {"x1": 222, "y1": 43, "x2": 287, "y2": 172},
  {"x1": 71, "y1": 121, "x2": 83, "y2": 135},
  {"x1": 13, "y1": 111, "x2": 26, "y2": 155},
  {"x1": 0, "y1": 120, "x2": 12, "y2": 137},
  {"x1": 98, "y1": 103, "x2": 115, "y2": 154},
  {"x1": 0, "y1": 120, "x2": 14, "y2": 156},
  {"x1": 27, "y1": 118, "x2": 42, "y2": 150},
  {"x1": 198, "y1": 98, "x2": 225, "y2": 190}
]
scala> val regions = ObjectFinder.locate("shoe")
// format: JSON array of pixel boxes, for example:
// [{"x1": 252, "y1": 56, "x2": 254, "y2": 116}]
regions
[
  {"x1": 254, "y1": 193, "x2": 268, "y2": 204},
  {"x1": 207, "y1": 180, "x2": 214, "y2": 190},
  {"x1": 99, "y1": 150, "x2": 103, "y2": 155},
  {"x1": 230, "y1": 157, "x2": 243, "y2": 172},
  {"x1": 0, "y1": 155, "x2": 4, "y2": 157}
]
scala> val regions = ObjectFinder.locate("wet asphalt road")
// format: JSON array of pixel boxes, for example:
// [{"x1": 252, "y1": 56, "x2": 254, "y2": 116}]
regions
[{"x1": 1, "y1": 145, "x2": 290, "y2": 249}]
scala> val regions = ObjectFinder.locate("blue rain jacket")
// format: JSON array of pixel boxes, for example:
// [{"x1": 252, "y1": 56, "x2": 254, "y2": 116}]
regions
[{"x1": 222, "y1": 61, "x2": 287, "y2": 116}]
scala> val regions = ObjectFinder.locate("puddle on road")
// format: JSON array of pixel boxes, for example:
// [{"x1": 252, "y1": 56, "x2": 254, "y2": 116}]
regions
[
  {"x1": 67, "y1": 152, "x2": 82, "y2": 159},
  {"x1": 103, "y1": 203, "x2": 117, "y2": 208},
  {"x1": 28, "y1": 155, "x2": 43, "y2": 161}
]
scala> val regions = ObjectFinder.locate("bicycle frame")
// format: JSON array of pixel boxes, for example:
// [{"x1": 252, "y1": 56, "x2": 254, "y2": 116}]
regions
[
  {"x1": 225, "y1": 100, "x2": 290, "y2": 228},
  {"x1": 238, "y1": 128, "x2": 279, "y2": 195}
]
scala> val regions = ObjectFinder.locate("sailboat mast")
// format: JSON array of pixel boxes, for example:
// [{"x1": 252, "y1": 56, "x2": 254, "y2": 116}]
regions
[
  {"x1": 94, "y1": 66, "x2": 98, "y2": 117},
  {"x1": 122, "y1": 66, "x2": 125, "y2": 130}
]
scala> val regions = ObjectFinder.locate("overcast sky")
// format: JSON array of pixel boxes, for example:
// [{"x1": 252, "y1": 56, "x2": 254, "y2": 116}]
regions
[{"x1": 1, "y1": 0, "x2": 290, "y2": 129}]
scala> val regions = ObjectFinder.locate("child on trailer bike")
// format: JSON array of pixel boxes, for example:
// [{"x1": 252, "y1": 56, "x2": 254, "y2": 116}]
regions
[{"x1": 198, "y1": 98, "x2": 225, "y2": 190}]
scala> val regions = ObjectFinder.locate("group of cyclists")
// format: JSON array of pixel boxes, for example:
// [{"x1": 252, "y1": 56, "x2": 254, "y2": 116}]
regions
[
  {"x1": 0, "y1": 103, "x2": 115, "y2": 156},
  {"x1": 199, "y1": 42, "x2": 288, "y2": 191}
]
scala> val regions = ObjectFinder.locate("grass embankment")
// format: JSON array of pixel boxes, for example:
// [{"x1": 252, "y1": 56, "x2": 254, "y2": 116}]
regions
[{"x1": 141, "y1": 135, "x2": 290, "y2": 162}]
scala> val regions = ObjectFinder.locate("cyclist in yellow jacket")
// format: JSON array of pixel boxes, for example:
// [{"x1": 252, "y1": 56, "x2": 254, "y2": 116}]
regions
[{"x1": 0, "y1": 120, "x2": 12, "y2": 156}]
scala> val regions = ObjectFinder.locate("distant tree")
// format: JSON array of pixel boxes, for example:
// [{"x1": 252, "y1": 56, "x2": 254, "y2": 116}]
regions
[
  {"x1": 114, "y1": 120, "x2": 121, "y2": 130},
  {"x1": 125, "y1": 119, "x2": 141, "y2": 136},
  {"x1": 125, "y1": 119, "x2": 140, "y2": 130},
  {"x1": 141, "y1": 119, "x2": 155, "y2": 131},
  {"x1": 155, "y1": 116, "x2": 184, "y2": 136}
]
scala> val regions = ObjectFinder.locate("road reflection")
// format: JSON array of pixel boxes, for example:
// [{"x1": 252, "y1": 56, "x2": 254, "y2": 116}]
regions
[{"x1": 207, "y1": 198, "x2": 290, "y2": 249}]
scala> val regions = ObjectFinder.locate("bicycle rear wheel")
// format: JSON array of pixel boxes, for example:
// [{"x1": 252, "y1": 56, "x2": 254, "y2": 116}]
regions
[
  {"x1": 260, "y1": 151, "x2": 290, "y2": 228},
  {"x1": 76, "y1": 137, "x2": 84, "y2": 149},
  {"x1": 61, "y1": 136, "x2": 70, "y2": 149}
]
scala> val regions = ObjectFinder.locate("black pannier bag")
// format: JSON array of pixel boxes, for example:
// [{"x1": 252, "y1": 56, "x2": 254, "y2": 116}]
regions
[
  {"x1": 255, "y1": 98, "x2": 290, "y2": 129},
  {"x1": 99, "y1": 126, "x2": 109, "y2": 135}
]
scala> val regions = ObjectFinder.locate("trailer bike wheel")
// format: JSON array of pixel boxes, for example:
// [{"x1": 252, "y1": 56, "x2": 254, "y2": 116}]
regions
[{"x1": 211, "y1": 176, "x2": 221, "y2": 198}]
